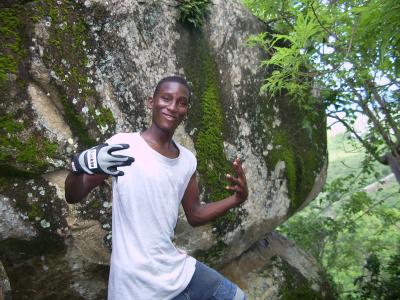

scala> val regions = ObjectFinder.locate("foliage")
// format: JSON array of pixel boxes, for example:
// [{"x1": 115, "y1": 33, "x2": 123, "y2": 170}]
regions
[
  {"x1": 177, "y1": 0, "x2": 212, "y2": 28},
  {"x1": 350, "y1": 250, "x2": 400, "y2": 300},
  {"x1": 278, "y1": 133, "x2": 400, "y2": 298},
  {"x1": 243, "y1": 0, "x2": 400, "y2": 173}
]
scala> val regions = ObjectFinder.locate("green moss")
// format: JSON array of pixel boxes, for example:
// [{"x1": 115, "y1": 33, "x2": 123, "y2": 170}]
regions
[
  {"x1": 28, "y1": 202, "x2": 42, "y2": 221},
  {"x1": 59, "y1": 94, "x2": 96, "y2": 147},
  {"x1": 181, "y1": 32, "x2": 246, "y2": 237},
  {"x1": 0, "y1": 5, "x2": 26, "y2": 82},
  {"x1": 0, "y1": 114, "x2": 58, "y2": 176},
  {"x1": 266, "y1": 130, "x2": 303, "y2": 209},
  {"x1": 258, "y1": 95, "x2": 327, "y2": 213},
  {"x1": 0, "y1": 3, "x2": 70, "y2": 178},
  {"x1": 0, "y1": 114, "x2": 24, "y2": 133},
  {"x1": 277, "y1": 258, "x2": 333, "y2": 300},
  {"x1": 89, "y1": 106, "x2": 116, "y2": 128},
  {"x1": 193, "y1": 241, "x2": 228, "y2": 268},
  {"x1": 31, "y1": 0, "x2": 113, "y2": 147}
]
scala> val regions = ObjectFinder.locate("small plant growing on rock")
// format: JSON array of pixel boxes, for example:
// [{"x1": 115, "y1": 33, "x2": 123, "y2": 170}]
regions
[{"x1": 177, "y1": 0, "x2": 212, "y2": 28}]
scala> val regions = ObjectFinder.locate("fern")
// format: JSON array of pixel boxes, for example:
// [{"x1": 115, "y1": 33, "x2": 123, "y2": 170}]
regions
[{"x1": 177, "y1": 0, "x2": 212, "y2": 28}]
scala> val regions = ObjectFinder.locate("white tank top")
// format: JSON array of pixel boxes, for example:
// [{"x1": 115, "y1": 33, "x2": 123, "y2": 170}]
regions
[{"x1": 106, "y1": 132, "x2": 197, "y2": 300}]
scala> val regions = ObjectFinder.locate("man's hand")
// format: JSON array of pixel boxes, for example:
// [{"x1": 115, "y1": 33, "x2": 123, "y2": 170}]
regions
[
  {"x1": 226, "y1": 157, "x2": 248, "y2": 203},
  {"x1": 71, "y1": 143, "x2": 134, "y2": 176}
]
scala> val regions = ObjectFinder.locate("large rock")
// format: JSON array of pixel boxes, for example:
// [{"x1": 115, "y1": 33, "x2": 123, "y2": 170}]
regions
[
  {"x1": 0, "y1": 195, "x2": 37, "y2": 241},
  {"x1": 0, "y1": 0, "x2": 327, "y2": 298},
  {"x1": 221, "y1": 231, "x2": 336, "y2": 299}
]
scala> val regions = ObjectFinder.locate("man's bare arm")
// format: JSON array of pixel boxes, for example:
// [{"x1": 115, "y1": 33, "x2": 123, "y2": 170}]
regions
[
  {"x1": 65, "y1": 172, "x2": 108, "y2": 204},
  {"x1": 181, "y1": 158, "x2": 248, "y2": 227}
]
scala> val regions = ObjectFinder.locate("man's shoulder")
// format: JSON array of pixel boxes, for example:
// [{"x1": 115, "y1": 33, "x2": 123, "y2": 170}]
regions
[
  {"x1": 106, "y1": 132, "x2": 139, "y2": 145},
  {"x1": 176, "y1": 143, "x2": 196, "y2": 163}
]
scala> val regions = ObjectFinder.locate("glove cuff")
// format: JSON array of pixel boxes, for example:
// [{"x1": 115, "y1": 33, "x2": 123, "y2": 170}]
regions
[
  {"x1": 71, "y1": 153, "x2": 85, "y2": 175},
  {"x1": 71, "y1": 146, "x2": 102, "y2": 175}
]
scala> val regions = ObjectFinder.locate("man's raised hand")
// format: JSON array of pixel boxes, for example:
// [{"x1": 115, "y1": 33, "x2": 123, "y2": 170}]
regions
[
  {"x1": 226, "y1": 157, "x2": 248, "y2": 203},
  {"x1": 71, "y1": 143, "x2": 134, "y2": 176}
]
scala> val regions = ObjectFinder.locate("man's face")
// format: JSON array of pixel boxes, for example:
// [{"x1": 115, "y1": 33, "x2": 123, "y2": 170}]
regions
[{"x1": 148, "y1": 81, "x2": 190, "y2": 133}]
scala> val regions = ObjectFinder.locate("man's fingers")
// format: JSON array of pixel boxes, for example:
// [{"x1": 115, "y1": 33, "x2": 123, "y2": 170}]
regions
[
  {"x1": 109, "y1": 155, "x2": 135, "y2": 164},
  {"x1": 111, "y1": 170, "x2": 125, "y2": 176},
  {"x1": 233, "y1": 158, "x2": 245, "y2": 177},
  {"x1": 227, "y1": 156, "x2": 248, "y2": 202},
  {"x1": 225, "y1": 185, "x2": 238, "y2": 192},
  {"x1": 226, "y1": 184, "x2": 246, "y2": 193},
  {"x1": 105, "y1": 168, "x2": 124, "y2": 176},
  {"x1": 108, "y1": 143, "x2": 130, "y2": 153},
  {"x1": 230, "y1": 158, "x2": 247, "y2": 185},
  {"x1": 226, "y1": 173, "x2": 239, "y2": 184},
  {"x1": 122, "y1": 156, "x2": 134, "y2": 165}
]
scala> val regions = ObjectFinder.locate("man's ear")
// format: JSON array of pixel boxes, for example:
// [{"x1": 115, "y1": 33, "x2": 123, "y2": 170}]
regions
[{"x1": 146, "y1": 97, "x2": 153, "y2": 109}]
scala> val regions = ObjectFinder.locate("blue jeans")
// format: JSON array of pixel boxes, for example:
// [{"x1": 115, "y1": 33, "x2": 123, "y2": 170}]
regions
[{"x1": 172, "y1": 261, "x2": 246, "y2": 300}]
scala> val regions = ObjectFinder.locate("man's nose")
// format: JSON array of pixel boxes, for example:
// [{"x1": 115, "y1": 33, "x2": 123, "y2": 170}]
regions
[{"x1": 167, "y1": 101, "x2": 178, "y2": 112}]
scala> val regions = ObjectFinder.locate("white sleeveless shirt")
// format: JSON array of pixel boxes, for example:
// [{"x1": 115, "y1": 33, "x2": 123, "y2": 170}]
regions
[{"x1": 106, "y1": 132, "x2": 197, "y2": 300}]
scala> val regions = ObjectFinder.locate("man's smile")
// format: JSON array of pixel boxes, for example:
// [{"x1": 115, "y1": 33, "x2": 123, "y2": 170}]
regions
[{"x1": 162, "y1": 112, "x2": 177, "y2": 120}]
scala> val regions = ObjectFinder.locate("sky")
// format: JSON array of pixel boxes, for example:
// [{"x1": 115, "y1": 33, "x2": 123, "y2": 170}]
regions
[{"x1": 327, "y1": 114, "x2": 369, "y2": 137}]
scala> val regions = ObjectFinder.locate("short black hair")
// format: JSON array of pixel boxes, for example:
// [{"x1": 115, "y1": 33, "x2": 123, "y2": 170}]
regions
[{"x1": 153, "y1": 75, "x2": 191, "y2": 98}]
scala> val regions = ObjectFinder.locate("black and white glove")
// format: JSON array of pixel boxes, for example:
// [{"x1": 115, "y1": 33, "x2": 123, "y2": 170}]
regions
[{"x1": 71, "y1": 143, "x2": 134, "y2": 176}]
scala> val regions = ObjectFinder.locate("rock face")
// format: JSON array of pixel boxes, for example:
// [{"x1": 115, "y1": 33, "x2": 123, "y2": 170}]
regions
[
  {"x1": 0, "y1": 0, "x2": 327, "y2": 298},
  {"x1": 0, "y1": 260, "x2": 11, "y2": 300},
  {"x1": 221, "y1": 232, "x2": 336, "y2": 300}
]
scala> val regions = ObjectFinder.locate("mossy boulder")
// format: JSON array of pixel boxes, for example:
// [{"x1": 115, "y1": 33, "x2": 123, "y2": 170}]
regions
[
  {"x1": 221, "y1": 231, "x2": 337, "y2": 300},
  {"x1": 173, "y1": 0, "x2": 327, "y2": 266},
  {"x1": 0, "y1": 0, "x2": 328, "y2": 298}
]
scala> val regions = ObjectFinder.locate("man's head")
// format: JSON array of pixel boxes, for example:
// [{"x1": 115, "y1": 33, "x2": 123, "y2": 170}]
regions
[
  {"x1": 147, "y1": 76, "x2": 191, "y2": 134},
  {"x1": 153, "y1": 76, "x2": 191, "y2": 99}
]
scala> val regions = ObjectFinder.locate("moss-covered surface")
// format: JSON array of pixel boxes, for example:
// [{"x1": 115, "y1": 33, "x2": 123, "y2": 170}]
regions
[
  {"x1": 0, "y1": 176, "x2": 70, "y2": 299},
  {"x1": 0, "y1": 114, "x2": 58, "y2": 177},
  {"x1": 0, "y1": 2, "x2": 60, "y2": 177},
  {"x1": 259, "y1": 94, "x2": 327, "y2": 212},
  {"x1": 177, "y1": 29, "x2": 247, "y2": 237},
  {"x1": 240, "y1": 67, "x2": 327, "y2": 213},
  {"x1": 30, "y1": 0, "x2": 115, "y2": 148},
  {"x1": 0, "y1": 0, "x2": 118, "y2": 176},
  {"x1": 193, "y1": 240, "x2": 228, "y2": 269},
  {"x1": 0, "y1": 4, "x2": 27, "y2": 82},
  {"x1": 276, "y1": 257, "x2": 337, "y2": 300},
  {"x1": 0, "y1": 176, "x2": 68, "y2": 237},
  {"x1": 0, "y1": 241, "x2": 106, "y2": 300}
]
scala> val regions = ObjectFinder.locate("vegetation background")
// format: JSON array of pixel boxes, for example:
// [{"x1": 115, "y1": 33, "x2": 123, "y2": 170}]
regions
[
  {"x1": 280, "y1": 130, "x2": 399, "y2": 299},
  {"x1": 240, "y1": 0, "x2": 400, "y2": 298}
]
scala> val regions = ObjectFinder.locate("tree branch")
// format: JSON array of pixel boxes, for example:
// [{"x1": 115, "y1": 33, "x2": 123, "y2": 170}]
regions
[
  {"x1": 347, "y1": 80, "x2": 395, "y2": 150},
  {"x1": 366, "y1": 79, "x2": 400, "y2": 143},
  {"x1": 330, "y1": 114, "x2": 384, "y2": 163},
  {"x1": 310, "y1": 2, "x2": 334, "y2": 37},
  {"x1": 349, "y1": 192, "x2": 399, "y2": 225}
]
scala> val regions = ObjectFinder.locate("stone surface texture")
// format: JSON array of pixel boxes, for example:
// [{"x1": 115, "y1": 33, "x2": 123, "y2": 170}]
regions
[
  {"x1": 0, "y1": 260, "x2": 11, "y2": 300},
  {"x1": 221, "y1": 231, "x2": 336, "y2": 299},
  {"x1": 0, "y1": 0, "x2": 328, "y2": 298}
]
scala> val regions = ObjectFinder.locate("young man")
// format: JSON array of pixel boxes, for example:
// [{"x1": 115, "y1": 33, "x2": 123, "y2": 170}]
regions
[{"x1": 65, "y1": 76, "x2": 248, "y2": 300}]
